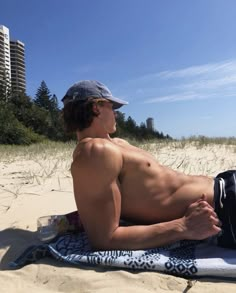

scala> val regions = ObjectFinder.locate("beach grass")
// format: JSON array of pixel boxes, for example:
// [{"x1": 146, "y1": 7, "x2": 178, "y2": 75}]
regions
[
  {"x1": 0, "y1": 136, "x2": 236, "y2": 178},
  {"x1": 1, "y1": 136, "x2": 236, "y2": 161},
  {"x1": 0, "y1": 140, "x2": 76, "y2": 162}
]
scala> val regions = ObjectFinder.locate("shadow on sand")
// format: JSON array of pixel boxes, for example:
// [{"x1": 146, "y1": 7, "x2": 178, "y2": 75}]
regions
[
  {"x1": 0, "y1": 227, "x2": 40, "y2": 270},
  {"x1": 0, "y1": 228, "x2": 116, "y2": 273}
]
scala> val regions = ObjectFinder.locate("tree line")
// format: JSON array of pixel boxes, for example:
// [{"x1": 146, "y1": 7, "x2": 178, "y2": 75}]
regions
[{"x1": 0, "y1": 80, "x2": 171, "y2": 145}]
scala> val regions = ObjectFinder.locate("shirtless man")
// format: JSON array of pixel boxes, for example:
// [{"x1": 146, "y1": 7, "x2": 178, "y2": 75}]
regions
[{"x1": 62, "y1": 80, "x2": 236, "y2": 251}]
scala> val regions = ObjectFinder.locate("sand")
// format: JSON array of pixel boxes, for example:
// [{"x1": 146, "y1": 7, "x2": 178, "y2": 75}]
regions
[{"x1": 1, "y1": 142, "x2": 236, "y2": 292}]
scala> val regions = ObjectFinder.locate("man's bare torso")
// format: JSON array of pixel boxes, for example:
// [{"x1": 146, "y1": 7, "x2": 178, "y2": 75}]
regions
[{"x1": 73, "y1": 138, "x2": 215, "y2": 225}]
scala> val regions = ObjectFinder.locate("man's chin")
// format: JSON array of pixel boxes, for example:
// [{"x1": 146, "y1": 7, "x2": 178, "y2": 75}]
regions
[{"x1": 109, "y1": 127, "x2": 117, "y2": 134}]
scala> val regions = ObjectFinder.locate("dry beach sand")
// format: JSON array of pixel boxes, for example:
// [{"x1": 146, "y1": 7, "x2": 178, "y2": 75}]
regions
[{"x1": 1, "y1": 140, "x2": 236, "y2": 292}]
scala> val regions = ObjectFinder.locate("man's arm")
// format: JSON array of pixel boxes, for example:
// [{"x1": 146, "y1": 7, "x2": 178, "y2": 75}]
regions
[{"x1": 71, "y1": 140, "x2": 220, "y2": 250}]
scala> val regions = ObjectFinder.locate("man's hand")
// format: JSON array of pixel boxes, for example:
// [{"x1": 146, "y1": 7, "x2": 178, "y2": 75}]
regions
[{"x1": 181, "y1": 194, "x2": 221, "y2": 240}]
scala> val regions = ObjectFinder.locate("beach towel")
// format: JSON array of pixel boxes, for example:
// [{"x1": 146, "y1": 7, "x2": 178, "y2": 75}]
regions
[{"x1": 9, "y1": 212, "x2": 236, "y2": 279}]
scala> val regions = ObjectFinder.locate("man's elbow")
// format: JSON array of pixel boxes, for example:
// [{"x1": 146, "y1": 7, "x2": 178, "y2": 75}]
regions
[
  {"x1": 90, "y1": 238, "x2": 113, "y2": 251},
  {"x1": 89, "y1": 232, "x2": 119, "y2": 251}
]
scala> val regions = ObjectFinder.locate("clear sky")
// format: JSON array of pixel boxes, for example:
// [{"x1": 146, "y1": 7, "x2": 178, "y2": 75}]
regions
[{"x1": 1, "y1": 0, "x2": 236, "y2": 138}]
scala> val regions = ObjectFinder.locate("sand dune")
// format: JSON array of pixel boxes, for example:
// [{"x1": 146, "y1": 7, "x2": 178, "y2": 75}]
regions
[{"x1": 1, "y1": 142, "x2": 236, "y2": 292}]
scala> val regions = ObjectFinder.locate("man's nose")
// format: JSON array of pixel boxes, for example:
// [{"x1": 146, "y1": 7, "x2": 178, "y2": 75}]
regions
[{"x1": 114, "y1": 111, "x2": 118, "y2": 118}]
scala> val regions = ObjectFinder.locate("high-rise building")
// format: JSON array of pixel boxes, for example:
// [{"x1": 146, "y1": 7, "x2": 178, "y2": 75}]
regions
[
  {"x1": 10, "y1": 40, "x2": 26, "y2": 93},
  {"x1": 0, "y1": 25, "x2": 11, "y2": 89},
  {"x1": 146, "y1": 117, "x2": 154, "y2": 131},
  {"x1": 0, "y1": 25, "x2": 26, "y2": 95}
]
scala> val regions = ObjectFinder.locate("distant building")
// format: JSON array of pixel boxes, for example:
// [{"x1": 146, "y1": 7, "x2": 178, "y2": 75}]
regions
[
  {"x1": 0, "y1": 25, "x2": 26, "y2": 95},
  {"x1": 146, "y1": 117, "x2": 154, "y2": 131},
  {"x1": 0, "y1": 25, "x2": 11, "y2": 90},
  {"x1": 10, "y1": 40, "x2": 26, "y2": 94}
]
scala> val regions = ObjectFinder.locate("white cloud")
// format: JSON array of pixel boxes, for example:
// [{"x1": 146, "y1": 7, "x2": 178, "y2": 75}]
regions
[
  {"x1": 157, "y1": 60, "x2": 236, "y2": 79},
  {"x1": 180, "y1": 74, "x2": 236, "y2": 91},
  {"x1": 143, "y1": 92, "x2": 216, "y2": 103},
  {"x1": 125, "y1": 59, "x2": 236, "y2": 104},
  {"x1": 143, "y1": 91, "x2": 236, "y2": 104}
]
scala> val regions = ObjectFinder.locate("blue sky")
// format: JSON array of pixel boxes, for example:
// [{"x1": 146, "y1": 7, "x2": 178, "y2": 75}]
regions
[{"x1": 1, "y1": 0, "x2": 236, "y2": 138}]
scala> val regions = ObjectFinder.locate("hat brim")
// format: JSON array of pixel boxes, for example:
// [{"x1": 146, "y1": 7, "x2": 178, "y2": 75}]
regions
[
  {"x1": 106, "y1": 96, "x2": 128, "y2": 109},
  {"x1": 61, "y1": 94, "x2": 128, "y2": 109}
]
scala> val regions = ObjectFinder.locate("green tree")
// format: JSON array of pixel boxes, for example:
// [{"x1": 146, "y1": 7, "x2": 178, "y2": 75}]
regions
[
  {"x1": 0, "y1": 103, "x2": 43, "y2": 145},
  {"x1": 0, "y1": 69, "x2": 12, "y2": 104},
  {"x1": 113, "y1": 111, "x2": 128, "y2": 137},
  {"x1": 126, "y1": 116, "x2": 137, "y2": 134},
  {"x1": 34, "y1": 80, "x2": 53, "y2": 111},
  {"x1": 138, "y1": 122, "x2": 149, "y2": 139},
  {"x1": 10, "y1": 91, "x2": 51, "y2": 136},
  {"x1": 33, "y1": 81, "x2": 66, "y2": 141},
  {"x1": 10, "y1": 92, "x2": 34, "y2": 125}
]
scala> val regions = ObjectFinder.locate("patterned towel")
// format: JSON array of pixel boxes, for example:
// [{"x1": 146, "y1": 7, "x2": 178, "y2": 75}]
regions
[{"x1": 9, "y1": 212, "x2": 236, "y2": 279}]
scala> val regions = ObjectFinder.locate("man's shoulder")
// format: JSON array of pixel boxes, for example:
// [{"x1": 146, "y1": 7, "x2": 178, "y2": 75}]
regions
[
  {"x1": 80, "y1": 138, "x2": 120, "y2": 156},
  {"x1": 72, "y1": 138, "x2": 122, "y2": 170},
  {"x1": 112, "y1": 137, "x2": 130, "y2": 146}
]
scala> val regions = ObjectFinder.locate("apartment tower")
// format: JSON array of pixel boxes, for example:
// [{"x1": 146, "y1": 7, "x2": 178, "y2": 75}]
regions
[
  {"x1": 10, "y1": 40, "x2": 26, "y2": 93},
  {"x1": 0, "y1": 25, "x2": 11, "y2": 90},
  {"x1": 0, "y1": 25, "x2": 26, "y2": 95},
  {"x1": 146, "y1": 117, "x2": 154, "y2": 131}
]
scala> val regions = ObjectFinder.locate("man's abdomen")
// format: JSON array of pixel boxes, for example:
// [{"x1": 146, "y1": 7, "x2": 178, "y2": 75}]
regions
[{"x1": 120, "y1": 172, "x2": 214, "y2": 224}]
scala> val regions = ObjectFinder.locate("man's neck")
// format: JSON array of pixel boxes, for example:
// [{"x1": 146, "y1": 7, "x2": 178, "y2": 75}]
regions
[{"x1": 76, "y1": 130, "x2": 111, "y2": 142}]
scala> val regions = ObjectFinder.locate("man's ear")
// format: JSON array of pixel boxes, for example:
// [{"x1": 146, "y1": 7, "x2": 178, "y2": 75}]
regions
[{"x1": 92, "y1": 103, "x2": 100, "y2": 116}]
